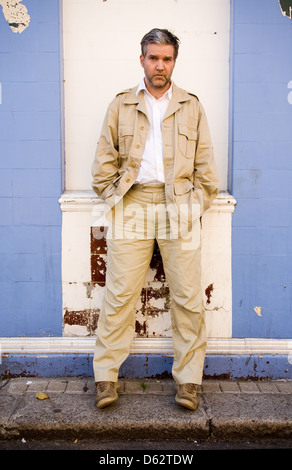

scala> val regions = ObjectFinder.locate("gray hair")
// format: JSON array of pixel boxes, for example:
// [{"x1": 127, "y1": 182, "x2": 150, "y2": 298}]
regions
[{"x1": 140, "y1": 28, "x2": 180, "y2": 60}]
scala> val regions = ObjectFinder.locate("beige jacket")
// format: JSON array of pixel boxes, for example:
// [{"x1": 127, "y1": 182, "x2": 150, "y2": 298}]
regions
[{"x1": 92, "y1": 82, "x2": 219, "y2": 219}]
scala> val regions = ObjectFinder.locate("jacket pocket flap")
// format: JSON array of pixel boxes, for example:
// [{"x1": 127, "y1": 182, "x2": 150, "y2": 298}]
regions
[
  {"x1": 119, "y1": 126, "x2": 134, "y2": 137},
  {"x1": 178, "y1": 124, "x2": 197, "y2": 140},
  {"x1": 174, "y1": 180, "x2": 194, "y2": 195}
]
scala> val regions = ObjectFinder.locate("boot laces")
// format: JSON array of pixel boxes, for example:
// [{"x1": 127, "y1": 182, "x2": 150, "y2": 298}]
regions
[
  {"x1": 97, "y1": 381, "x2": 114, "y2": 393},
  {"x1": 183, "y1": 383, "x2": 196, "y2": 394}
]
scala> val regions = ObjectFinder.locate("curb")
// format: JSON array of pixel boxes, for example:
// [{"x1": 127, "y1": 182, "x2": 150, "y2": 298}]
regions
[{"x1": 1, "y1": 378, "x2": 292, "y2": 442}]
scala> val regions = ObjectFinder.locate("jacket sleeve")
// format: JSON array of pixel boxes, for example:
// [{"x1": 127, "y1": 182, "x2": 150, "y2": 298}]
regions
[
  {"x1": 193, "y1": 101, "x2": 220, "y2": 213},
  {"x1": 91, "y1": 98, "x2": 120, "y2": 200}
]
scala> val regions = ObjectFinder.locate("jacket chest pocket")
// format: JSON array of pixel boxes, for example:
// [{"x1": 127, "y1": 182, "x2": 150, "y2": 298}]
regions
[
  {"x1": 178, "y1": 124, "x2": 197, "y2": 159},
  {"x1": 119, "y1": 126, "x2": 134, "y2": 159}
]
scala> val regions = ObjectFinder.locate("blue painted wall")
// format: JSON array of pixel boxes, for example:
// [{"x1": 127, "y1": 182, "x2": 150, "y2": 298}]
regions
[
  {"x1": 0, "y1": 0, "x2": 63, "y2": 336},
  {"x1": 231, "y1": 0, "x2": 292, "y2": 338}
]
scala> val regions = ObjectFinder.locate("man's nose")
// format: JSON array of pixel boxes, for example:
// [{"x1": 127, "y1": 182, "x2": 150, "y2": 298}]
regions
[{"x1": 156, "y1": 60, "x2": 164, "y2": 70}]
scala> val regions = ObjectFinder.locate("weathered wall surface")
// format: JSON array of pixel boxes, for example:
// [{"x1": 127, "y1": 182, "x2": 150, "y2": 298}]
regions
[
  {"x1": 231, "y1": 0, "x2": 292, "y2": 338},
  {"x1": 60, "y1": 192, "x2": 235, "y2": 340},
  {"x1": 1, "y1": 0, "x2": 291, "y2": 379},
  {"x1": 0, "y1": 0, "x2": 63, "y2": 336},
  {"x1": 60, "y1": 0, "x2": 233, "y2": 342}
]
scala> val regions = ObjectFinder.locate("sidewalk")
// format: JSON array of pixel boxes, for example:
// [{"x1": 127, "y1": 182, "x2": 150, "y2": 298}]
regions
[{"x1": 0, "y1": 377, "x2": 292, "y2": 445}]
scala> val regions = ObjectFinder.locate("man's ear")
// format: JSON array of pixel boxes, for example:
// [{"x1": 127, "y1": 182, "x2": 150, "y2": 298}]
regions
[{"x1": 140, "y1": 54, "x2": 144, "y2": 68}]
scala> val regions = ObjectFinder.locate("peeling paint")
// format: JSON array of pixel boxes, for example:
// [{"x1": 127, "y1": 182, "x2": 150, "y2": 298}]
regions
[
  {"x1": 63, "y1": 308, "x2": 99, "y2": 335},
  {"x1": 149, "y1": 240, "x2": 166, "y2": 282},
  {"x1": 88, "y1": 225, "x2": 228, "y2": 337},
  {"x1": 91, "y1": 254, "x2": 107, "y2": 285},
  {"x1": 135, "y1": 319, "x2": 147, "y2": 336},
  {"x1": 91, "y1": 227, "x2": 107, "y2": 286},
  {"x1": 91, "y1": 226, "x2": 108, "y2": 253},
  {"x1": 205, "y1": 283, "x2": 214, "y2": 305},
  {"x1": 254, "y1": 306, "x2": 262, "y2": 317},
  {"x1": 279, "y1": 0, "x2": 292, "y2": 19},
  {"x1": 83, "y1": 282, "x2": 95, "y2": 299},
  {"x1": 140, "y1": 286, "x2": 170, "y2": 316},
  {"x1": 89, "y1": 226, "x2": 173, "y2": 337},
  {"x1": 0, "y1": 0, "x2": 30, "y2": 33}
]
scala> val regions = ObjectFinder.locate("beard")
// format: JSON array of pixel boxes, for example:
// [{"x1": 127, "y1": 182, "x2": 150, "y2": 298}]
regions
[{"x1": 146, "y1": 73, "x2": 171, "y2": 89}]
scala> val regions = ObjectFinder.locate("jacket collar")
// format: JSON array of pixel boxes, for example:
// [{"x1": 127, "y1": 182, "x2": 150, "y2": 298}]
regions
[
  {"x1": 136, "y1": 78, "x2": 173, "y2": 100},
  {"x1": 124, "y1": 82, "x2": 193, "y2": 119}
]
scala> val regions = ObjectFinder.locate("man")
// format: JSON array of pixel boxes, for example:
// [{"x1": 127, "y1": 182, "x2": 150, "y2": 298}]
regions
[{"x1": 91, "y1": 29, "x2": 219, "y2": 411}]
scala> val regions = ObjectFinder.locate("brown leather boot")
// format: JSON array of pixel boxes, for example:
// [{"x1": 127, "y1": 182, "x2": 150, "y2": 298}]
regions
[
  {"x1": 95, "y1": 381, "x2": 120, "y2": 409},
  {"x1": 175, "y1": 383, "x2": 199, "y2": 411}
]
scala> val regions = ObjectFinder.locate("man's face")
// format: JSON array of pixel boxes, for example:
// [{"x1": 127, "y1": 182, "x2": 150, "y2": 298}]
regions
[{"x1": 140, "y1": 43, "x2": 176, "y2": 92}]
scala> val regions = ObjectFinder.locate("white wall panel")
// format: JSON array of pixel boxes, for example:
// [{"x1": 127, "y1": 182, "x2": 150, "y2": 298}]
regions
[{"x1": 62, "y1": 0, "x2": 230, "y2": 190}]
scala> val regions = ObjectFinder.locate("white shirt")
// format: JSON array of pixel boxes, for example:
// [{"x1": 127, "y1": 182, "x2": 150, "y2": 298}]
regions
[{"x1": 135, "y1": 78, "x2": 172, "y2": 184}]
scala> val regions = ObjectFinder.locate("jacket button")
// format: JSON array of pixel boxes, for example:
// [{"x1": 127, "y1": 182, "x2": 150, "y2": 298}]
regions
[
  {"x1": 136, "y1": 144, "x2": 140, "y2": 149},
  {"x1": 126, "y1": 178, "x2": 131, "y2": 183}
]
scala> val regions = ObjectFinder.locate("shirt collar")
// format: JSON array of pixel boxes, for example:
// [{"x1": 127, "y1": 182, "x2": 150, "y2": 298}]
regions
[{"x1": 136, "y1": 78, "x2": 173, "y2": 100}]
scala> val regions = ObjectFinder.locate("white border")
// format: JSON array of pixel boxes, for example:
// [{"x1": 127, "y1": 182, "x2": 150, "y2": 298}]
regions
[{"x1": 1, "y1": 337, "x2": 291, "y2": 356}]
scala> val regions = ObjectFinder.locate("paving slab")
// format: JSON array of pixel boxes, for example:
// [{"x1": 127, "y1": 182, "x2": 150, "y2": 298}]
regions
[
  {"x1": 2, "y1": 392, "x2": 209, "y2": 441},
  {"x1": 0, "y1": 395, "x2": 20, "y2": 438},
  {"x1": 204, "y1": 392, "x2": 292, "y2": 440}
]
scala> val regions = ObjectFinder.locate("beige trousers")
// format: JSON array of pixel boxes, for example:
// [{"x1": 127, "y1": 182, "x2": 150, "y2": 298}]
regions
[{"x1": 93, "y1": 184, "x2": 206, "y2": 385}]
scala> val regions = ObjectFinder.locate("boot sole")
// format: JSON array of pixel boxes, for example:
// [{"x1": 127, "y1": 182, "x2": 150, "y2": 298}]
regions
[
  {"x1": 95, "y1": 383, "x2": 120, "y2": 409},
  {"x1": 97, "y1": 393, "x2": 118, "y2": 409},
  {"x1": 175, "y1": 395, "x2": 198, "y2": 411}
]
